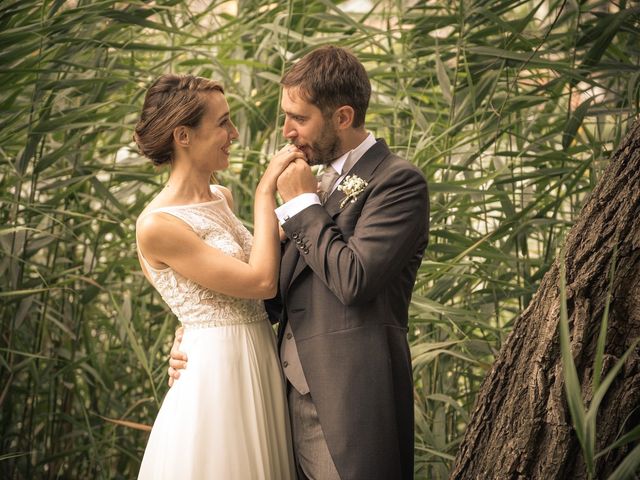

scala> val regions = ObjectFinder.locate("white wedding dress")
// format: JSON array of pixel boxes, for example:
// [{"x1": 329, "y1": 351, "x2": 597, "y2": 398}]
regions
[{"x1": 136, "y1": 186, "x2": 295, "y2": 479}]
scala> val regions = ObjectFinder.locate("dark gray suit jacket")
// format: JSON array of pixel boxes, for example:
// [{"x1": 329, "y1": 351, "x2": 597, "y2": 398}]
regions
[{"x1": 269, "y1": 139, "x2": 429, "y2": 480}]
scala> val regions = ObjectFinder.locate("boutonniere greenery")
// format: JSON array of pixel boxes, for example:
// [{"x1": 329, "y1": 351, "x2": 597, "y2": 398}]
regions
[{"x1": 337, "y1": 175, "x2": 368, "y2": 208}]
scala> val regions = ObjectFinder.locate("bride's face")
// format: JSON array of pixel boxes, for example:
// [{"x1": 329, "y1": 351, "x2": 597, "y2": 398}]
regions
[{"x1": 189, "y1": 91, "x2": 239, "y2": 171}]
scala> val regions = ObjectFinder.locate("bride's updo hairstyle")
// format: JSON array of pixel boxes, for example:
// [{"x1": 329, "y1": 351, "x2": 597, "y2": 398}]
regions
[{"x1": 134, "y1": 74, "x2": 224, "y2": 166}]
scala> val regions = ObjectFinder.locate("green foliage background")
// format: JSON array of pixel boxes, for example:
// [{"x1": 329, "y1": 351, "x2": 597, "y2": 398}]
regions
[{"x1": 1, "y1": 0, "x2": 638, "y2": 478}]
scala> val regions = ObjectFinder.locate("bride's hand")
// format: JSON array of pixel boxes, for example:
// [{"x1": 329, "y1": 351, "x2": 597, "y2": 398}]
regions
[
  {"x1": 168, "y1": 326, "x2": 187, "y2": 387},
  {"x1": 258, "y1": 144, "x2": 306, "y2": 194}
]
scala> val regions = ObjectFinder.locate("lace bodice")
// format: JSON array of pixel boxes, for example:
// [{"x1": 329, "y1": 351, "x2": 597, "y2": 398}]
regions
[{"x1": 136, "y1": 186, "x2": 268, "y2": 328}]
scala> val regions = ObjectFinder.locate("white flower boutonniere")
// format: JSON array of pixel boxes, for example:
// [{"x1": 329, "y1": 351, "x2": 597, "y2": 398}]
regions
[{"x1": 337, "y1": 175, "x2": 368, "y2": 208}]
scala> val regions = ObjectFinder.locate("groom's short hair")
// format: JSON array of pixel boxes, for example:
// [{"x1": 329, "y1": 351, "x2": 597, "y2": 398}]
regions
[{"x1": 281, "y1": 45, "x2": 371, "y2": 128}]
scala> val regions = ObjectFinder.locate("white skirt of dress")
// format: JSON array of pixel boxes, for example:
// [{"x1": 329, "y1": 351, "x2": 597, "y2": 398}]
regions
[{"x1": 138, "y1": 319, "x2": 295, "y2": 480}]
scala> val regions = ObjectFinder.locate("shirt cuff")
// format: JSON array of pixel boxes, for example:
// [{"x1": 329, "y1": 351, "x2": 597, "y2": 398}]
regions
[{"x1": 275, "y1": 193, "x2": 320, "y2": 225}]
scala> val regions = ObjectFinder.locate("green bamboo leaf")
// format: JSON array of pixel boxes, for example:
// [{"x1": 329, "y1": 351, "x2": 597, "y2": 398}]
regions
[
  {"x1": 627, "y1": 71, "x2": 640, "y2": 107},
  {"x1": 593, "y1": 247, "x2": 617, "y2": 391},
  {"x1": 89, "y1": 177, "x2": 127, "y2": 214},
  {"x1": 0, "y1": 39, "x2": 41, "y2": 64},
  {"x1": 605, "y1": 443, "x2": 640, "y2": 480},
  {"x1": 586, "y1": 338, "x2": 640, "y2": 425},
  {"x1": 0, "y1": 287, "x2": 57, "y2": 298},
  {"x1": 435, "y1": 49, "x2": 452, "y2": 105},
  {"x1": 257, "y1": 71, "x2": 285, "y2": 85},
  {"x1": 413, "y1": 348, "x2": 479, "y2": 366},
  {"x1": 34, "y1": 143, "x2": 76, "y2": 174},
  {"x1": 0, "y1": 348, "x2": 54, "y2": 361},
  {"x1": 0, "y1": 226, "x2": 40, "y2": 235},
  {"x1": 411, "y1": 340, "x2": 463, "y2": 356},
  {"x1": 0, "y1": 451, "x2": 33, "y2": 462},
  {"x1": 111, "y1": 291, "x2": 159, "y2": 404},
  {"x1": 433, "y1": 405, "x2": 447, "y2": 449},
  {"x1": 596, "y1": 424, "x2": 640, "y2": 459},
  {"x1": 414, "y1": 445, "x2": 456, "y2": 461},
  {"x1": 16, "y1": 133, "x2": 41, "y2": 175},
  {"x1": 476, "y1": 3, "x2": 539, "y2": 50},
  {"x1": 100, "y1": 9, "x2": 196, "y2": 37},
  {"x1": 558, "y1": 255, "x2": 588, "y2": 454},
  {"x1": 410, "y1": 296, "x2": 493, "y2": 326},
  {"x1": 429, "y1": 183, "x2": 488, "y2": 194},
  {"x1": 563, "y1": 97, "x2": 593, "y2": 151},
  {"x1": 579, "y1": 9, "x2": 635, "y2": 70},
  {"x1": 425, "y1": 393, "x2": 470, "y2": 421},
  {"x1": 466, "y1": 46, "x2": 559, "y2": 68},
  {"x1": 0, "y1": 0, "x2": 35, "y2": 20}
]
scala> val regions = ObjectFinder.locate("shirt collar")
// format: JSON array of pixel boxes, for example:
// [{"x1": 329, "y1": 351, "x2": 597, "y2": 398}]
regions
[{"x1": 330, "y1": 133, "x2": 376, "y2": 175}]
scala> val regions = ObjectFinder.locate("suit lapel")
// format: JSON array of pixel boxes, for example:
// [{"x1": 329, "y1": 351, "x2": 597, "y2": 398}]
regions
[
  {"x1": 283, "y1": 139, "x2": 391, "y2": 292},
  {"x1": 323, "y1": 139, "x2": 390, "y2": 218}
]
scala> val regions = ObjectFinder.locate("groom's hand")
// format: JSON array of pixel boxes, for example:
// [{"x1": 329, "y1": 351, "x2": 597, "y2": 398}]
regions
[
  {"x1": 277, "y1": 159, "x2": 316, "y2": 203},
  {"x1": 167, "y1": 326, "x2": 187, "y2": 387}
]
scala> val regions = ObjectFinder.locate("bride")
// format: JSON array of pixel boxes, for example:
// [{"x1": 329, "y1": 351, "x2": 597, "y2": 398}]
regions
[{"x1": 133, "y1": 73, "x2": 300, "y2": 479}]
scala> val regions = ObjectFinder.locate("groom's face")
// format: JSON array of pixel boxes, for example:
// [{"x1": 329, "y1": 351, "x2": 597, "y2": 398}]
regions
[{"x1": 281, "y1": 87, "x2": 340, "y2": 166}]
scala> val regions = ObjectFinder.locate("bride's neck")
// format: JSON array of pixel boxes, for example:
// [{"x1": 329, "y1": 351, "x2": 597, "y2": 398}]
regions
[{"x1": 164, "y1": 164, "x2": 216, "y2": 204}]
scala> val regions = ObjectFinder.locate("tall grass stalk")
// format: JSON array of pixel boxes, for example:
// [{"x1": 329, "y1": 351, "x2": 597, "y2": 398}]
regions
[{"x1": 559, "y1": 251, "x2": 640, "y2": 479}]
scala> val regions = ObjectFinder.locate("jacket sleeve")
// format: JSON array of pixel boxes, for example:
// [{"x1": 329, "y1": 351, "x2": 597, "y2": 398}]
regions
[
  {"x1": 281, "y1": 165, "x2": 429, "y2": 305},
  {"x1": 263, "y1": 295, "x2": 282, "y2": 325},
  {"x1": 263, "y1": 240, "x2": 286, "y2": 324}
]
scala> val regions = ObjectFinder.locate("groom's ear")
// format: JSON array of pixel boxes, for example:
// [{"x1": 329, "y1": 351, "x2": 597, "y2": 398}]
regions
[{"x1": 334, "y1": 105, "x2": 355, "y2": 130}]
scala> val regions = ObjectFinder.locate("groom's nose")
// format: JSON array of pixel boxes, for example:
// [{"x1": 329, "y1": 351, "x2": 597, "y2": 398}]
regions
[{"x1": 282, "y1": 119, "x2": 297, "y2": 140}]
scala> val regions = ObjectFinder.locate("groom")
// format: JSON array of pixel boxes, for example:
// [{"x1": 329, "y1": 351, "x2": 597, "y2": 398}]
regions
[{"x1": 171, "y1": 46, "x2": 429, "y2": 479}]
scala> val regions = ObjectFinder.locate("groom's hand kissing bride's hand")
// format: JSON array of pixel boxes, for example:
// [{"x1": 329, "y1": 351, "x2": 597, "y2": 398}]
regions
[
  {"x1": 276, "y1": 158, "x2": 316, "y2": 203},
  {"x1": 168, "y1": 327, "x2": 187, "y2": 387},
  {"x1": 258, "y1": 144, "x2": 305, "y2": 194}
]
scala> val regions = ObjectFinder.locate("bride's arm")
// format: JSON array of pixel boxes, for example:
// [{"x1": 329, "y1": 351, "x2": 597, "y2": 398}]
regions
[
  {"x1": 138, "y1": 212, "x2": 277, "y2": 298},
  {"x1": 138, "y1": 147, "x2": 303, "y2": 300}
]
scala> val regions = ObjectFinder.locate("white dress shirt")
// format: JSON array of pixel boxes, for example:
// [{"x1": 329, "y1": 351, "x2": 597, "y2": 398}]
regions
[{"x1": 275, "y1": 133, "x2": 376, "y2": 224}]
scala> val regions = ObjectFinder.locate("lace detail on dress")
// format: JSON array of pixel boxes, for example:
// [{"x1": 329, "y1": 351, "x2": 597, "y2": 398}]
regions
[{"x1": 137, "y1": 188, "x2": 268, "y2": 328}]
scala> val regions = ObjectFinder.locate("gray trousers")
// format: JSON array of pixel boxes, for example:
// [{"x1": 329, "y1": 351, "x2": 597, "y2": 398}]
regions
[{"x1": 287, "y1": 384, "x2": 341, "y2": 480}]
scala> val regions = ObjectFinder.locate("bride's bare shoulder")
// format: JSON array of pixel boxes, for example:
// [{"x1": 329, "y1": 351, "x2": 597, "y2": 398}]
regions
[
  {"x1": 137, "y1": 211, "x2": 172, "y2": 239},
  {"x1": 137, "y1": 204, "x2": 188, "y2": 243},
  {"x1": 136, "y1": 212, "x2": 194, "y2": 266}
]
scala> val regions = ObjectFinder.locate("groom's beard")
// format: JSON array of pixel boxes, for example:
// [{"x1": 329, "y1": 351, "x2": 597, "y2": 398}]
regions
[{"x1": 304, "y1": 123, "x2": 340, "y2": 166}]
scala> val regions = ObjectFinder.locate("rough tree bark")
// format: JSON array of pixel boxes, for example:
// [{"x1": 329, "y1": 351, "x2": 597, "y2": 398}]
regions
[{"x1": 450, "y1": 120, "x2": 640, "y2": 479}]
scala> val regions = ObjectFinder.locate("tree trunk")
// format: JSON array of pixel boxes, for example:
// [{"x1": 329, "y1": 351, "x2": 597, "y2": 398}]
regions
[{"x1": 450, "y1": 120, "x2": 640, "y2": 479}]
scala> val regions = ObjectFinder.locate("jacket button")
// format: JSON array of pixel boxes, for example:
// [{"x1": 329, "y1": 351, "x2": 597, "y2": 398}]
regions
[
  {"x1": 303, "y1": 248, "x2": 309, "y2": 254},
  {"x1": 286, "y1": 332, "x2": 292, "y2": 340},
  {"x1": 292, "y1": 233, "x2": 299, "y2": 239},
  {"x1": 283, "y1": 361, "x2": 289, "y2": 368}
]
